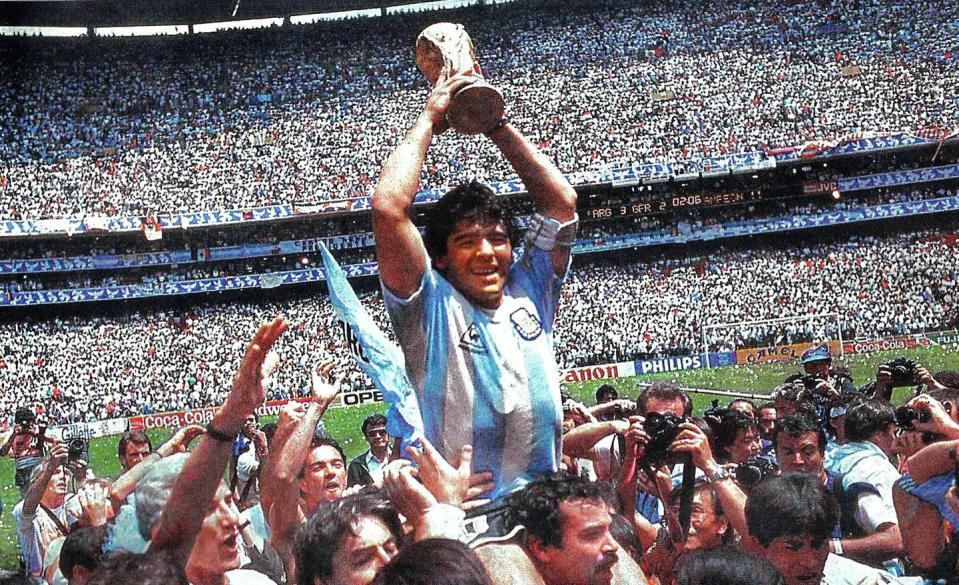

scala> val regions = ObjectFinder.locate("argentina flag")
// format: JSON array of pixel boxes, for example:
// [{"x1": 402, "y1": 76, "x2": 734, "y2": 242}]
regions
[{"x1": 318, "y1": 243, "x2": 424, "y2": 447}]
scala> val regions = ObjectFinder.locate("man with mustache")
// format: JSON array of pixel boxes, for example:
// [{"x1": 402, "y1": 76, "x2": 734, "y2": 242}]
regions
[{"x1": 505, "y1": 475, "x2": 620, "y2": 585}]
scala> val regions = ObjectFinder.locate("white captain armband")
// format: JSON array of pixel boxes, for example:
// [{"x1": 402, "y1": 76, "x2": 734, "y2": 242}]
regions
[{"x1": 525, "y1": 212, "x2": 579, "y2": 250}]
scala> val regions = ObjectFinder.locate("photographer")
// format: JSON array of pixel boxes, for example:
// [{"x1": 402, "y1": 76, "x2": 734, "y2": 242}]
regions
[
  {"x1": 823, "y1": 399, "x2": 904, "y2": 567},
  {"x1": 798, "y1": 345, "x2": 856, "y2": 398},
  {"x1": 564, "y1": 381, "x2": 689, "y2": 484},
  {"x1": 873, "y1": 359, "x2": 951, "y2": 402},
  {"x1": 2, "y1": 408, "x2": 55, "y2": 499},
  {"x1": 621, "y1": 416, "x2": 749, "y2": 584},
  {"x1": 11, "y1": 442, "x2": 79, "y2": 578}
]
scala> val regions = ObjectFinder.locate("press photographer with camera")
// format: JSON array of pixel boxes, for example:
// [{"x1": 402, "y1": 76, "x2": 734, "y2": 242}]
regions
[
  {"x1": 11, "y1": 442, "x2": 78, "y2": 579},
  {"x1": 620, "y1": 410, "x2": 749, "y2": 584},
  {"x1": 797, "y1": 345, "x2": 856, "y2": 398},
  {"x1": 563, "y1": 382, "x2": 689, "y2": 485},
  {"x1": 2, "y1": 408, "x2": 56, "y2": 499},
  {"x1": 872, "y1": 358, "x2": 951, "y2": 402}
]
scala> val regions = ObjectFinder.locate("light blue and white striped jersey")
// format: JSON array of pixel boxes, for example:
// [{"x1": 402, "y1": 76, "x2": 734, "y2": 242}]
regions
[{"x1": 383, "y1": 247, "x2": 565, "y2": 499}]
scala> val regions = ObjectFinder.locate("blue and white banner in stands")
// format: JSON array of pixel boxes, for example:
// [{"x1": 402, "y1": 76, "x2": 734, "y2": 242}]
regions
[
  {"x1": 838, "y1": 163, "x2": 959, "y2": 192},
  {"x1": 634, "y1": 352, "x2": 736, "y2": 375}
]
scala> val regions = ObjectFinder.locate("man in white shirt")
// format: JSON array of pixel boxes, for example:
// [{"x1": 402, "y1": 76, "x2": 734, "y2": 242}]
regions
[
  {"x1": 824, "y1": 399, "x2": 904, "y2": 566},
  {"x1": 12, "y1": 442, "x2": 79, "y2": 579}
]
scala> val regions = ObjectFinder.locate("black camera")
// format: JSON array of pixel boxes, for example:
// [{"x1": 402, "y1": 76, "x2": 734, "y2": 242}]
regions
[
  {"x1": 800, "y1": 375, "x2": 825, "y2": 390},
  {"x1": 640, "y1": 412, "x2": 686, "y2": 467},
  {"x1": 894, "y1": 406, "x2": 930, "y2": 430},
  {"x1": 735, "y1": 456, "x2": 779, "y2": 489},
  {"x1": 885, "y1": 357, "x2": 918, "y2": 387},
  {"x1": 68, "y1": 438, "x2": 87, "y2": 462},
  {"x1": 702, "y1": 400, "x2": 728, "y2": 429}
]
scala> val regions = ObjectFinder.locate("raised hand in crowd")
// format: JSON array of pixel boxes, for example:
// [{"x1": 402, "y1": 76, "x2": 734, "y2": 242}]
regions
[
  {"x1": 902, "y1": 394, "x2": 959, "y2": 442},
  {"x1": 150, "y1": 317, "x2": 287, "y2": 562},
  {"x1": 77, "y1": 481, "x2": 112, "y2": 528}
]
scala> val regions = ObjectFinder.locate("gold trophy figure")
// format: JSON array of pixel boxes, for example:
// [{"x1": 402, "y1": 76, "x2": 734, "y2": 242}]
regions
[{"x1": 415, "y1": 22, "x2": 505, "y2": 135}]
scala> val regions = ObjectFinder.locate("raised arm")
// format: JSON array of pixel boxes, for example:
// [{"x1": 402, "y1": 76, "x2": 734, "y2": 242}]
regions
[
  {"x1": 372, "y1": 74, "x2": 477, "y2": 298},
  {"x1": 22, "y1": 442, "x2": 68, "y2": 515},
  {"x1": 486, "y1": 122, "x2": 578, "y2": 274},
  {"x1": 150, "y1": 318, "x2": 287, "y2": 563},
  {"x1": 262, "y1": 362, "x2": 342, "y2": 561}
]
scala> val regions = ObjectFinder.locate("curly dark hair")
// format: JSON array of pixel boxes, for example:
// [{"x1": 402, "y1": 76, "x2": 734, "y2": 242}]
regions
[
  {"x1": 506, "y1": 473, "x2": 615, "y2": 549},
  {"x1": 371, "y1": 538, "x2": 492, "y2": 585},
  {"x1": 361, "y1": 413, "x2": 388, "y2": 435},
  {"x1": 675, "y1": 545, "x2": 785, "y2": 585},
  {"x1": 745, "y1": 473, "x2": 838, "y2": 548},
  {"x1": 844, "y1": 398, "x2": 895, "y2": 443},
  {"x1": 87, "y1": 551, "x2": 188, "y2": 585},
  {"x1": 423, "y1": 181, "x2": 514, "y2": 264},
  {"x1": 773, "y1": 413, "x2": 826, "y2": 455},
  {"x1": 710, "y1": 411, "x2": 758, "y2": 462},
  {"x1": 295, "y1": 490, "x2": 405, "y2": 585}
]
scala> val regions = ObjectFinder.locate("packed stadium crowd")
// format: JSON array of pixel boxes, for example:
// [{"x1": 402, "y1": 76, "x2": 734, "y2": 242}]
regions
[
  {"x1": 2, "y1": 0, "x2": 957, "y2": 219},
  {"x1": 0, "y1": 224, "x2": 955, "y2": 425}
]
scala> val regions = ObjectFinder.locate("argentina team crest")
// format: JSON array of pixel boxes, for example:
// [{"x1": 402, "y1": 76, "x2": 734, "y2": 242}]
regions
[{"x1": 510, "y1": 307, "x2": 542, "y2": 340}]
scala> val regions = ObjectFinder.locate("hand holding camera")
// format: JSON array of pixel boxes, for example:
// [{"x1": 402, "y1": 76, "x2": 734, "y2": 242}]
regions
[
  {"x1": 898, "y1": 395, "x2": 959, "y2": 440},
  {"x1": 669, "y1": 421, "x2": 717, "y2": 474}
]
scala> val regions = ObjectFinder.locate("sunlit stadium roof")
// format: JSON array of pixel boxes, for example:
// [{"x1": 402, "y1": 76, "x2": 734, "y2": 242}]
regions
[{"x1": 0, "y1": 0, "x2": 512, "y2": 28}]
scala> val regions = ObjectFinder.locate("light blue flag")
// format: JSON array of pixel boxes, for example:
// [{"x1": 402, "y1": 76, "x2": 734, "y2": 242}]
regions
[{"x1": 318, "y1": 243, "x2": 424, "y2": 447}]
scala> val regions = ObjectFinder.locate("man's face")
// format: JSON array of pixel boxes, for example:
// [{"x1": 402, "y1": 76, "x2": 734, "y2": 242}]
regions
[
  {"x1": 669, "y1": 489, "x2": 727, "y2": 551},
  {"x1": 300, "y1": 445, "x2": 347, "y2": 506},
  {"x1": 186, "y1": 484, "x2": 241, "y2": 579},
  {"x1": 120, "y1": 441, "x2": 152, "y2": 472},
  {"x1": 46, "y1": 464, "x2": 70, "y2": 498},
  {"x1": 752, "y1": 534, "x2": 829, "y2": 585},
  {"x1": 242, "y1": 415, "x2": 258, "y2": 437},
  {"x1": 730, "y1": 402, "x2": 755, "y2": 418},
  {"x1": 776, "y1": 432, "x2": 824, "y2": 477},
  {"x1": 532, "y1": 499, "x2": 618, "y2": 585},
  {"x1": 363, "y1": 424, "x2": 389, "y2": 450},
  {"x1": 327, "y1": 515, "x2": 398, "y2": 585},
  {"x1": 803, "y1": 360, "x2": 830, "y2": 378},
  {"x1": 727, "y1": 427, "x2": 760, "y2": 465},
  {"x1": 436, "y1": 220, "x2": 512, "y2": 310},
  {"x1": 643, "y1": 397, "x2": 686, "y2": 418},
  {"x1": 758, "y1": 407, "x2": 777, "y2": 439}
]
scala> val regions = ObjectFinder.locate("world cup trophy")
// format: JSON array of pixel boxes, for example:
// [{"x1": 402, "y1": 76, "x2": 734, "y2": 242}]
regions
[{"x1": 415, "y1": 23, "x2": 505, "y2": 135}]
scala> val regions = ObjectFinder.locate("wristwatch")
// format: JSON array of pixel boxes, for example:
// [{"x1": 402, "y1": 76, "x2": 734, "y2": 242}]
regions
[{"x1": 705, "y1": 466, "x2": 732, "y2": 483}]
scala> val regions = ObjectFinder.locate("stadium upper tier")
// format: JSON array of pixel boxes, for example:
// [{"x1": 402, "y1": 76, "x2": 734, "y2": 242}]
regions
[
  {"x1": 2, "y1": 224, "x2": 955, "y2": 423},
  {"x1": 1, "y1": 0, "x2": 956, "y2": 221}
]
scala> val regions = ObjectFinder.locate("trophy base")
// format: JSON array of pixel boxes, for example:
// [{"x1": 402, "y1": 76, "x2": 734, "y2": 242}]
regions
[{"x1": 447, "y1": 82, "x2": 505, "y2": 135}]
